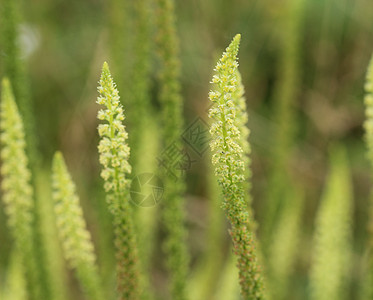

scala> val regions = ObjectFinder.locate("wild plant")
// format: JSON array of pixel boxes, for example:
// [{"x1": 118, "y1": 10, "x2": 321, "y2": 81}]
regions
[
  {"x1": 0, "y1": 1, "x2": 371, "y2": 299},
  {"x1": 363, "y1": 53, "x2": 373, "y2": 299},
  {"x1": 0, "y1": 78, "x2": 41, "y2": 300},
  {"x1": 261, "y1": 3, "x2": 305, "y2": 297},
  {"x1": 208, "y1": 34, "x2": 265, "y2": 299},
  {"x1": 35, "y1": 169, "x2": 68, "y2": 300},
  {"x1": 0, "y1": 2, "x2": 63, "y2": 298},
  {"x1": 128, "y1": 0, "x2": 153, "y2": 172},
  {"x1": 262, "y1": 0, "x2": 305, "y2": 246},
  {"x1": 271, "y1": 0, "x2": 304, "y2": 166},
  {"x1": 107, "y1": 0, "x2": 132, "y2": 103},
  {"x1": 51, "y1": 152, "x2": 104, "y2": 300},
  {"x1": 364, "y1": 54, "x2": 373, "y2": 168},
  {"x1": 309, "y1": 148, "x2": 352, "y2": 300},
  {"x1": 133, "y1": 118, "x2": 161, "y2": 300},
  {"x1": 97, "y1": 62, "x2": 140, "y2": 300},
  {"x1": 155, "y1": 0, "x2": 189, "y2": 299},
  {"x1": 108, "y1": 3, "x2": 155, "y2": 295},
  {"x1": 108, "y1": 0, "x2": 153, "y2": 172}
]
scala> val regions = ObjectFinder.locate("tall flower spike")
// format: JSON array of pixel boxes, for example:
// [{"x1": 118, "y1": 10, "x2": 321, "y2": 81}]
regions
[
  {"x1": 208, "y1": 34, "x2": 265, "y2": 299},
  {"x1": 155, "y1": 0, "x2": 189, "y2": 299},
  {"x1": 35, "y1": 169, "x2": 69, "y2": 300},
  {"x1": 261, "y1": 0, "x2": 305, "y2": 251},
  {"x1": 1, "y1": 1, "x2": 51, "y2": 295},
  {"x1": 364, "y1": 54, "x2": 373, "y2": 167},
  {"x1": 128, "y1": 0, "x2": 153, "y2": 172},
  {"x1": 0, "y1": 0, "x2": 39, "y2": 166},
  {"x1": 0, "y1": 78, "x2": 40, "y2": 300},
  {"x1": 309, "y1": 147, "x2": 352, "y2": 300},
  {"x1": 232, "y1": 70, "x2": 253, "y2": 209},
  {"x1": 52, "y1": 152, "x2": 103, "y2": 300},
  {"x1": 97, "y1": 62, "x2": 140, "y2": 300},
  {"x1": 362, "y1": 53, "x2": 373, "y2": 299}
]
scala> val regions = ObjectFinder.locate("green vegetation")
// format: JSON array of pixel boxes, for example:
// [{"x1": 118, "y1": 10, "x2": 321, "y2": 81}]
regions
[
  {"x1": 208, "y1": 34, "x2": 265, "y2": 299},
  {"x1": 97, "y1": 62, "x2": 140, "y2": 300},
  {"x1": 309, "y1": 148, "x2": 352, "y2": 300},
  {"x1": 0, "y1": 78, "x2": 41, "y2": 300},
  {"x1": 0, "y1": 1, "x2": 372, "y2": 300},
  {"x1": 52, "y1": 152, "x2": 103, "y2": 300},
  {"x1": 155, "y1": 0, "x2": 189, "y2": 299}
]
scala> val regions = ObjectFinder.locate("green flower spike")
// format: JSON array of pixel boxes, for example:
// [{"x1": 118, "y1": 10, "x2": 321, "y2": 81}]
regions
[
  {"x1": 364, "y1": 54, "x2": 373, "y2": 168},
  {"x1": 0, "y1": 78, "x2": 40, "y2": 300},
  {"x1": 155, "y1": 0, "x2": 189, "y2": 298},
  {"x1": 97, "y1": 62, "x2": 140, "y2": 300},
  {"x1": 309, "y1": 148, "x2": 352, "y2": 300},
  {"x1": 362, "y1": 53, "x2": 373, "y2": 299},
  {"x1": 208, "y1": 34, "x2": 265, "y2": 299},
  {"x1": 232, "y1": 70, "x2": 253, "y2": 210},
  {"x1": 52, "y1": 152, "x2": 103, "y2": 300}
]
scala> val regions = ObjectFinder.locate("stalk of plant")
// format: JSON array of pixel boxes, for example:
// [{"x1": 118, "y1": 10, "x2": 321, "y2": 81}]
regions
[
  {"x1": 2, "y1": 250, "x2": 27, "y2": 300},
  {"x1": 208, "y1": 34, "x2": 265, "y2": 299},
  {"x1": 128, "y1": 0, "x2": 153, "y2": 172},
  {"x1": 0, "y1": 1, "x2": 51, "y2": 297},
  {"x1": 364, "y1": 54, "x2": 373, "y2": 170},
  {"x1": 135, "y1": 118, "x2": 161, "y2": 300},
  {"x1": 272, "y1": 0, "x2": 304, "y2": 166},
  {"x1": 190, "y1": 52, "x2": 254, "y2": 300},
  {"x1": 262, "y1": 0, "x2": 304, "y2": 246},
  {"x1": 309, "y1": 147, "x2": 352, "y2": 300},
  {"x1": 0, "y1": 78, "x2": 41, "y2": 300},
  {"x1": 109, "y1": 0, "x2": 153, "y2": 172},
  {"x1": 108, "y1": 0, "x2": 132, "y2": 101},
  {"x1": 155, "y1": 0, "x2": 189, "y2": 299},
  {"x1": 104, "y1": 0, "x2": 132, "y2": 291},
  {"x1": 363, "y1": 53, "x2": 373, "y2": 299},
  {"x1": 35, "y1": 169, "x2": 69, "y2": 300},
  {"x1": 97, "y1": 62, "x2": 140, "y2": 300},
  {"x1": 52, "y1": 152, "x2": 104, "y2": 300},
  {"x1": 188, "y1": 158, "x2": 225, "y2": 300},
  {"x1": 215, "y1": 253, "x2": 241, "y2": 300},
  {"x1": 191, "y1": 67, "x2": 250, "y2": 299},
  {"x1": 128, "y1": 4, "x2": 156, "y2": 295},
  {"x1": 268, "y1": 189, "x2": 303, "y2": 300},
  {"x1": 0, "y1": 0, "x2": 38, "y2": 168}
]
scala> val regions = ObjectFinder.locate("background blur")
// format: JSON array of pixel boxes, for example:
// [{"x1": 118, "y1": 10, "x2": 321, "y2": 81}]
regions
[{"x1": 1, "y1": 0, "x2": 373, "y2": 299}]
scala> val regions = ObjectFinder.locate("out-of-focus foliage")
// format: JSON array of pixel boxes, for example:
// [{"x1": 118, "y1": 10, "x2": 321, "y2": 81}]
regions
[
  {"x1": 155, "y1": 0, "x2": 189, "y2": 299},
  {"x1": 52, "y1": 152, "x2": 103, "y2": 300},
  {"x1": 309, "y1": 147, "x2": 353, "y2": 300},
  {"x1": 0, "y1": 79, "x2": 41, "y2": 300}
]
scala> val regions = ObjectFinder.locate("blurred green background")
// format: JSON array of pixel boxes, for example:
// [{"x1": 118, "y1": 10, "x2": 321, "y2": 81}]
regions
[{"x1": 1, "y1": 0, "x2": 373, "y2": 299}]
